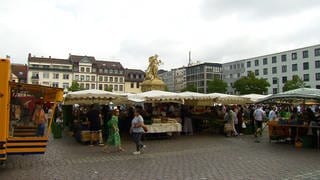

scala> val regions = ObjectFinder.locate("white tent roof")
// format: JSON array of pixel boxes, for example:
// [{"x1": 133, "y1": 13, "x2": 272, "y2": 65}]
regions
[
  {"x1": 64, "y1": 89, "x2": 128, "y2": 105},
  {"x1": 241, "y1": 94, "x2": 271, "y2": 102}
]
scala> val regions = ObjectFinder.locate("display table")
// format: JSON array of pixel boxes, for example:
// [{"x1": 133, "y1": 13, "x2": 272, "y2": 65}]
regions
[{"x1": 145, "y1": 123, "x2": 182, "y2": 134}]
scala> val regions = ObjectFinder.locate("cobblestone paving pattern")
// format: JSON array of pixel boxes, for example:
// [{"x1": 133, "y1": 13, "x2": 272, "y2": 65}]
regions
[{"x1": 0, "y1": 131, "x2": 319, "y2": 180}]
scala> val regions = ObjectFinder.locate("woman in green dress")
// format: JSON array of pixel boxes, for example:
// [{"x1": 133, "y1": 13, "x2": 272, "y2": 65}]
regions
[{"x1": 103, "y1": 108, "x2": 124, "y2": 153}]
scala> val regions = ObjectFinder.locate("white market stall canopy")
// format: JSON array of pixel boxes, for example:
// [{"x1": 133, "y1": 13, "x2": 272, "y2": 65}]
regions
[
  {"x1": 63, "y1": 89, "x2": 128, "y2": 105},
  {"x1": 256, "y1": 88, "x2": 320, "y2": 104},
  {"x1": 241, "y1": 94, "x2": 272, "y2": 103},
  {"x1": 127, "y1": 90, "x2": 250, "y2": 105}
]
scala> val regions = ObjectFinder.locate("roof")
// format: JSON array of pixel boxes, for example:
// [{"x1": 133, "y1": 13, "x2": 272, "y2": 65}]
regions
[
  {"x1": 28, "y1": 56, "x2": 71, "y2": 65},
  {"x1": 69, "y1": 54, "x2": 96, "y2": 63},
  {"x1": 11, "y1": 63, "x2": 28, "y2": 80},
  {"x1": 95, "y1": 60, "x2": 124, "y2": 70},
  {"x1": 125, "y1": 69, "x2": 145, "y2": 82}
]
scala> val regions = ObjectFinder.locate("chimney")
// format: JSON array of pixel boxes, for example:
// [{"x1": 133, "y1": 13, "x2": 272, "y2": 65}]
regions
[
  {"x1": 28, "y1": 53, "x2": 31, "y2": 60},
  {"x1": 6, "y1": 55, "x2": 10, "y2": 59},
  {"x1": 188, "y1": 51, "x2": 191, "y2": 66}
]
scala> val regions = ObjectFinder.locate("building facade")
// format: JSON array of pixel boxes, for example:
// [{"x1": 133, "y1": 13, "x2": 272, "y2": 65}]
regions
[
  {"x1": 172, "y1": 67, "x2": 186, "y2": 92},
  {"x1": 124, "y1": 69, "x2": 145, "y2": 93},
  {"x1": 186, "y1": 62, "x2": 223, "y2": 93},
  {"x1": 28, "y1": 54, "x2": 125, "y2": 93},
  {"x1": 223, "y1": 44, "x2": 320, "y2": 94},
  {"x1": 158, "y1": 70, "x2": 174, "y2": 92},
  {"x1": 222, "y1": 60, "x2": 246, "y2": 94}
]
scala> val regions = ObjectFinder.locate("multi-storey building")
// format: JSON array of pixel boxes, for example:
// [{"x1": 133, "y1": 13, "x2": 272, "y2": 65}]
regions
[
  {"x1": 172, "y1": 67, "x2": 186, "y2": 92},
  {"x1": 222, "y1": 61, "x2": 246, "y2": 94},
  {"x1": 223, "y1": 44, "x2": 320, "y2": 94},
  {"x1": 27, "y1": 54, "x2": 125, "y2": 93},
  {"x1": 186, "y1": 62, "x2": 223, "y2": 93},
  {"x1": 124, "y1": 69, "x2": 145, "y2": 93},
  {"x1": 28, "y1": 54, "x2": 73, "y2": 89},
  {"x1": 158, "y1": 70, "x2": 174, "y2": 92}
]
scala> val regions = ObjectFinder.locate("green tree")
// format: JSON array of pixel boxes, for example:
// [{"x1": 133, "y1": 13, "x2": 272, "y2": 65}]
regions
[
  {"x1": 283, "y1": 75, "x2": 305, "y2": 92},
  {"x1": 207, "y1": 77, "x2": 228, "y2": 93},
  {"x1": 68, "y1": 80, "x2": 83, "y2": 92},
  {"x1": 233, "y1": 72, "x2": 270, "y2": 95},
  {"x1": 181, "y1": 84, "x2": 197, "y2": 92}
]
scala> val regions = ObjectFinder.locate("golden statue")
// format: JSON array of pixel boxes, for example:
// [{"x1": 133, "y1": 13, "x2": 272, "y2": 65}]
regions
[{"x1": 145, "y1": 54, "x2": 162, "y2": 80}]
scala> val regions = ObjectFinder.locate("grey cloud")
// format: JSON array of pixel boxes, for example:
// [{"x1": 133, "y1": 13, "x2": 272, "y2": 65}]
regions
[{"x1": 200, "y1": 0, "x2": 320, "y2": 20}]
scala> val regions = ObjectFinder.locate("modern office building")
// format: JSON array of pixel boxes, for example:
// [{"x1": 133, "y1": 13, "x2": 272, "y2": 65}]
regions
[
  {"x1": 124, "y1": 68, "x2": 145, "y2": 93},
  {"x1": 172, "y1": 67, "x2": 187, "y2": 92},
  {"x1": 158, "y1": 70, "x2": 174, "y2": 92},
  {"x1": 223, "y1": 44, "x2": 320, "y2": 94},
  {"x1": 222, "y1": 60, "x2": 246, "y2": 94},
  {"x1": 186, "y1": 62, "x2": 223, "y2": 93},
  {"x1": 28, "y1": 54, "x2": 125, "y2": 93}
]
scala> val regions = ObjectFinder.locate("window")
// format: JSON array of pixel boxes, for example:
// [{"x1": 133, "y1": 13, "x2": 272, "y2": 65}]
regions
[
  {"x1": 254, "y1": 59, "x2": 259, "y2": 66},
  {"x1": 263, "y1": 58, "x2": 268, "y2": 65},
  {"x1": 291, "y1": 52, "x2": 297, "y2": 60},
  {"x1": 281, "y1": 65, "x2": 287, "y2": 73},
  {"x1": 91, "y1": 76, "x2": 95, "y2": 81},
  {"x1": 80, "y1": 83, "x2": 84, "y2": 89},
  {"x1": 282, "y1": 76, "x2": 287, "y2": 83},
  {"x1": 114, "y1": 85, "x2": 118, "y2": 91},
  {"x1": 119, "y1": 85, "x2": 123, "y2": 91},
  {"x1": 114, "y1": 69, "x2": 119, "y2": 74},
  {"x1": 303, "y1": 62, "x2": 309, "y2": 70},
  {"x1": 92, "y1": 68, "x2": 96, "y2": 73},
  {"x1": 119, "y1": 70, "x2": 123, "y2": 75},
  {"x1": 86, "y1": 75, "x2": 90, "y2": 81},
  {"x1": 86, "y1": 68, "x2": 90, "y2": 73},
  {"x1": 263, "y1": 68, "x2": 268, "y2": 75},
  {"x1": 104, "y1": 69, "x2": 108, "y2": 73},
  {"x1": 273, "y1": 88, "x2": 278, "y2": 94},
  {"x1": 119, "y1": 77, "x2": 124, "y2": 83},
  {"x1": 99, "y1": 76, "x2": 103, "y2": 82},
  {"x1": 85, "y1": 84, "x2": 89, "y2": 89},
  {"x1": 115, "y1": 77, "x2": 118, "y2": 83},
  {"x1": 316, "y1": 73, "x2": 320, "y2": 80},
  {"x1": 229, "y1": 74, "x2": 233, "y2": 78},
  {"x1": 80, "y1": 67, "x2": 84, "y2": 72},
  {"x1": 104, "y1": 84, "x2": 108, "y2": 91},
  {"x1": 130, "y1": 82, "x2": 134, "y2": 88},
  {"x1": 272, "y1": 67, "x2": 277, "y2": 74},
  {"x1": 52, "y1": 82, "x2": 59, "y2": 87},
  {"x1": 303, "y1": 50, "x2": 309, "y2": 58},
  {"x1": 53, "y1": 73, "x2": 59, "y2": 79},
  {"x1": 136, "y1": 82, "x2": 140, "y2": 88},
  {"x1": 63, "y1": 74, "x2": 69, "y2": 80},
  {"x1": 62, "y1": 83, "x2": 69, "y2": 89},
  {"x1": 75, "y1": 75, "x2": 79, "y2": 80},
  {"x1": 254, "y1": 69, "x2": 259, "y2": 76},
  {"x1": 43, "y1": 72, "x2": 49, "y2": 79},
  {"x1": 237, "y1": 73, "x2": 241, "y2": 78},
  {"x1": 292, "y1": 64, "x2": 298, "y2": 71},
  {"x1": 281, "y1": 54, "x2": 287, "y2": 62},
  {"x1": 109, "y1": 77, "x2": 113, "y2": 82},
  {"x1": 247, "y1": 61, "x2": 251, "y2": 68},
  {"x1": 91, "y1": 84, "x2": 95, "y2": 89},
  {"x1": 104, "y1": 76, "x2": 108, "y2": 82},
  {"x1": 316, "y1": 61, "x2": 320, "y2": 68},
  {"x1": 272, "y1": 56, "x2": 277, "y2": 63},
  {"x1": 272, "y1": 77, "x2": 278, "y2": 84},
  {"x1": 99, "y1": 84, "x2": 103, "y2": 90},
  {"x1": 315, "y1": 48, "x2": 320, "y2": 56},
  {"x1": 80, "y1": 75, "x2": 84, "y2": 81},
  {"x1": 303, "y1": 74, "x2": 310, "y2": 81}
]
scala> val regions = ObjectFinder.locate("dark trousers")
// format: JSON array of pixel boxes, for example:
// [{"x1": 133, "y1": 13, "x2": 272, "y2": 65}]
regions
[{"x1": 132, "y1": 132, "x2": 143, "y2": 151}]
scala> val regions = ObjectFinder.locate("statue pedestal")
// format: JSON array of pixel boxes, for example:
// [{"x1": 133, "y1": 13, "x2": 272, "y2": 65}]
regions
[{"x1": 141, "y1": 78, "x2": 166, "y2": 92}]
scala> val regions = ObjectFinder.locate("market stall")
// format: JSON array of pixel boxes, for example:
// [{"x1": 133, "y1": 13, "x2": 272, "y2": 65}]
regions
[{"x1": 63, "y1": 90, "x2": 128, "y2": 143}]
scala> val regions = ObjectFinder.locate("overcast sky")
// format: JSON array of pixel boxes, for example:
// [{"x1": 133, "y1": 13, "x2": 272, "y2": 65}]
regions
[{"x1": 1, "y1": 0, "x2": 320, "y2": 71}]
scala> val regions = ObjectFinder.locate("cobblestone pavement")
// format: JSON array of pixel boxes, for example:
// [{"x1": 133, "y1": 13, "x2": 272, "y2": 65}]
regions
[{"x1": 0, "y1": 131, "x2": 320, "y2": 180}]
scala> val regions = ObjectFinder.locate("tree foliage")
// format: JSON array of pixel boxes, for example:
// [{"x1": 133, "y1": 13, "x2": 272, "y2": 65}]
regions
[
  {"x1": 181, "y1": 84, "x2": 197, "y2": 92},
  {"x1": 233, "y1": 72, "x2": 270, "y2": 95},
  {"x1": 68, "y1": 80, "x2": 83, "y2": 92},
  {"x1": 207, "y1": 77, "x2": 228, "y2": 93},
  {"x1": 283, "y1": 75, "x2": 305, "y2": 92}
]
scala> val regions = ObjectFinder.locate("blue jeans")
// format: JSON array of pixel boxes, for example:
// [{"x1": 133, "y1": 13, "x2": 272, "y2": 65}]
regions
[
  {"x1": 132, "y1": 132, "x2": 144, "y2": 151},
  {"x1": 37, "y1": 123, "x2": 45, "y2": 136}
]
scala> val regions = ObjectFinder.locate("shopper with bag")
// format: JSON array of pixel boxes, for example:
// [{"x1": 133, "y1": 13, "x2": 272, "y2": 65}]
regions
[{"x1": 130, "y1": 110, "x2": 147, "y2": 155}]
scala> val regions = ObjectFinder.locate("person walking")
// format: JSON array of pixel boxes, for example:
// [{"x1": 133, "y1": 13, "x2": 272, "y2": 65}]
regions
[
  {"x1": 253, "y1": 105, "x2": 266, "y2": 143},
  {"x1": 130, "y1": 110, "x2": 146, "y2": 155},
  {"x1": 87, "y1": 104, "x2": 104, "y2": 146},
  {"x1": 103, "y1": 108, "x2": 123, "y2": 153}
]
